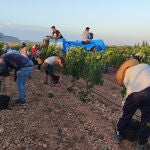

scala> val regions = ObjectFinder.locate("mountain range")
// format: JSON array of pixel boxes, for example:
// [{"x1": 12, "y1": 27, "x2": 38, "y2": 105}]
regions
[
  {"x1": 0, "y1": 33, "x2": 33, "y2": 43},
  {"x1": 0, "y1": 33, "x2": 21, "y2": 42}
]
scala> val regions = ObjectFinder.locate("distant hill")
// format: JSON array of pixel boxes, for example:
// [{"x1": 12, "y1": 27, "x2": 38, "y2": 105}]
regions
[{"x1": 0, "y1": 33, "x2": 21, "y2": 42}]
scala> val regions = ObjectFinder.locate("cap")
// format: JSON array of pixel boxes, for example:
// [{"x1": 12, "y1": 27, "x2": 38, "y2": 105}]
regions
[
  {"x1": 115, "y1": 59, "x2": 139, "y2": 86},
  {"x1": 86, "y1": 27, "x2": 90, "y2": 30},
  {"x1": 51, "y1": 26, "x2": 55, "y2": 28}
]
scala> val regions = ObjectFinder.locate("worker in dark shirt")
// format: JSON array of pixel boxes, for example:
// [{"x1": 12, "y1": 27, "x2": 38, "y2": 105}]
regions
[
  {"x1": 49, "y1": 26, "x2": 63, "y2": 39},
  {"x1": 0, "y1": 53, "x2": 33, "y2": 105}
]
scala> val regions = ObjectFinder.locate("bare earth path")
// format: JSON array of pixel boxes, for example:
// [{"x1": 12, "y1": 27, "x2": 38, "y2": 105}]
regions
[{"x1": 0, "y1": 68, "x2": 143, "y2": 150}]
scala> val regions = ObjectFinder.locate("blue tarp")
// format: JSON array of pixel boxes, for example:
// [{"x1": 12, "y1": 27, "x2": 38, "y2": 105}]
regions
[
  {"x1": 65, "y1": 40, "x2": 106, "y2": 53},
  {"x1": 49, "y1": 38, "x2": 106, "y2": 54}
]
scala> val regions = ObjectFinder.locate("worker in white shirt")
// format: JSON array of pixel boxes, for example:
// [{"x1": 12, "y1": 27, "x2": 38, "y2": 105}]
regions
[
  {"x1": 82, "y1": 27, "x2": 91, "y2": 44},
  {"x1": 43, "y1": 56, "x2": 64, "y2": 84},
  {"x1": 114, "y1": 55, "x2": 150, "y2": 150}
]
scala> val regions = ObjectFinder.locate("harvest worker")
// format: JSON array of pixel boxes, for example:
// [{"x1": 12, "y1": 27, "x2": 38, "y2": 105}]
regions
[
  {"x1": 19, "y1": 46, "x2": 30, "y2": 57},
  {"x1": 0, "y1": 53, "x2": 33, "y2": 105},
  {"x1": 43, "y1": 56, "x2": 64, "y2": 84},
  {"x1": 82, "y1": 27, "x2": 91, "y2": 44},
  {"x1": 20, "y1": 41, "x2": 26, "y2": 48},
  {"x1": 3, "y1": 43, "x2": 19, "y2": 54},
  {"x1": 35, "y1": 45, "x2": 42, "y2": 71},
  {"x1": 49, "y1": 26, "x2": 63, "y2": 39},
  {"x1": 31, "y1": 44, "x2": 38, "y2": 64},
  {"x1": 113, "y1": 56, "x2": 150, "y2": 150}
]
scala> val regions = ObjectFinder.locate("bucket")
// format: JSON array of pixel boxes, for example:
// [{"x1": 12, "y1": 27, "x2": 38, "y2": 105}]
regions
[{"x1": 0, "y1": 95, "x2": 10, "y2": 110}]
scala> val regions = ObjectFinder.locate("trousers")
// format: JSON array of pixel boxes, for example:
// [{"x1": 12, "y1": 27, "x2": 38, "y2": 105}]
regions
[
  {"x1": 116, "y1": 87, "x2": 150, "y2": 145},
  {"x1": 16, "y1": 60, "x2": 33, "y2": 102}
]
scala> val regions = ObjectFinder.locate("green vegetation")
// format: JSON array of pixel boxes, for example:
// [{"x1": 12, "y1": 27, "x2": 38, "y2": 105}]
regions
[
  {"x1": 47, "y1": 107, "x2": 53, "y2": 112},
  {"x1": 63, "y1": 47, "x2": 104, "y2": 86},
  {"x1": 101, "y1": 146, "x2": 109, "y2": 150},
  {"x1": 97, "y1": 134, "x2": 104, "y2": 140},
  {"x1": 1, "y1": 41, "x2": 150, "y2": 98},
  {"x1": 0, "y1": 42, "x2": 4, "y2": 55},
  {"x1": 66, "y1": 86, "x2": 74, "y2": 93},
  {"x1": 41, "y1": 45, "x2": 63, "y2": 60},
  {"x1": 79, "y1": 91, "x2": 88, "y2": 103},
  {"x1": 63, "y1": 45, "x2": 150, "y2": 89},
  {"x1": 61, "y1": 44, "x2": 150, "y2": 98},
  {"x1": 48, "y1": 92, "x2": 54, "y2": 98}
]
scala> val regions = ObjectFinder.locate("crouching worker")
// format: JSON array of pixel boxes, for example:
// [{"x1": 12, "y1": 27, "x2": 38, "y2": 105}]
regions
[
  {"x1": 113, "y1": 57, "x2": 150, "y2": 150},
  {"x1": 0, "y1": 53, "x2": 33, "y2": 105},
  {"x1": 43, "y1": 56, "x2": 64, "y2": 84}
]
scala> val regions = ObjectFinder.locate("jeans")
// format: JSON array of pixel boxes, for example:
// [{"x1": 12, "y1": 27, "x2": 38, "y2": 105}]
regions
[
  {"x1": 116, "y1": 87, "x2": 150, "y2": 145},
  {"x1": 16, "y1": 60, "x2": 33, "y2": 102}
]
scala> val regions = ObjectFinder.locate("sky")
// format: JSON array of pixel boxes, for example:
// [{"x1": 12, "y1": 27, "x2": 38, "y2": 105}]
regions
[{"x1": 0, "y1": 0, "x2": 150, "y2": 45}]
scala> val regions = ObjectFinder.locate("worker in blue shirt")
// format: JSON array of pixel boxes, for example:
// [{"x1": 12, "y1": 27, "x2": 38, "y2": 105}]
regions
[{"x1": 0, "y1": 53, "x2": 33, "y2": 105}]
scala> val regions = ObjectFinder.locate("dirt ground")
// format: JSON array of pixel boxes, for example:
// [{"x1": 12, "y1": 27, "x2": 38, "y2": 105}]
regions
[{"x1": 0, "y1": 67, "x2": 147, "y2": 150}]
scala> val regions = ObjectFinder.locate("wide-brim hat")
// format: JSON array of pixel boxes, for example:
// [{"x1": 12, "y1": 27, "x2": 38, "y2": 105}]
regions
[{"x1": 116, "y1": 59, "x2": 139, "y2": 86}]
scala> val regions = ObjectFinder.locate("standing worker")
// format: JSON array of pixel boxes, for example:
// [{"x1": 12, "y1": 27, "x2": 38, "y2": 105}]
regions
[
  {"x1": 43, "y1": 26, "x2": 63, "y2": 45},
  {"x1": 49, "y1": 26, "x2": 63, "y2": 39},
  {"x1": 114, "y1": 56, "x2": 150, "y2": 150},
  {"x1": 3, "y1": 43, "x2": 19, "y2": 54},
  {"x1": 31, "y1": 45, "x2": 38, "y2": 64},
  {"x1": 35, "y1": 45, "x2": 42, "y2": 71}
]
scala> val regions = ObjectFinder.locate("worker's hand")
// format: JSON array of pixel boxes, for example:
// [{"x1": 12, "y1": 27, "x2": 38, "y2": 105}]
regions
[
  {"x1": 56, "y1": 57, "x2": 64, "y2": 68},
  {"x1": 121, "y1": 100, "x2": 125, "y2": 107},
  {"x1": 43, "y1": 62, "x2": 48, "y2": 68}
]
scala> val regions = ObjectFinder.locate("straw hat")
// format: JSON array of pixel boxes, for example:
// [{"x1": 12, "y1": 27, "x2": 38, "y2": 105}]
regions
[{"x1": 116, "y1": 59, "x2": 139, "y2": 86}]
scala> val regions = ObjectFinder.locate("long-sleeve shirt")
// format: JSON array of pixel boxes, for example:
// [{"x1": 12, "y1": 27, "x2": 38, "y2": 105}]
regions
[
  {"x1": 0, "y1": 53, "x2": 29, "y2": 76},
  {"x1": 124, "y1": 63, "x2": 150, "y2": 97},
  {"x1": 5, "y1": 48, "x2": 20, "y2": 54}
]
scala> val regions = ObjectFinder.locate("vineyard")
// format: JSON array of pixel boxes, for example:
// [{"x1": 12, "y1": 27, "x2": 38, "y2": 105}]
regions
[
  {"x1": 1, "y1": 42, "x2": 150, "y2": 107},
  {"x1": 41, "y1": 43, "x2": 150, "y2": 88},
  {"x1": 0, "y1": 42, "x2": 150, "y2": 149}
]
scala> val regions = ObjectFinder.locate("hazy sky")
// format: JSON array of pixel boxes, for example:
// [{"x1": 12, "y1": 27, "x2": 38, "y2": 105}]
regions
[{"x1": 0, "y1": 0, "x2": 150, "y2": 45}]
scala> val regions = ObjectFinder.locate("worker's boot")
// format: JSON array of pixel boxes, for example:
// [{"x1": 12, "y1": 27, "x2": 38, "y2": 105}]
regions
[{"x1": 112, "y1": 132, "x2": 122, "y2": 144}]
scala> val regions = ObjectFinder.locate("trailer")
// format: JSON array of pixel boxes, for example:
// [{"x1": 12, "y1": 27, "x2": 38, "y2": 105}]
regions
[{"x1": 48, "y1": 38, "x2": 106, "y2": 55}]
